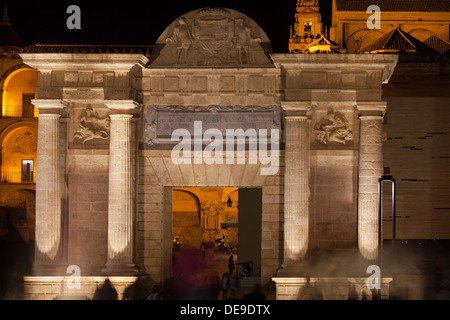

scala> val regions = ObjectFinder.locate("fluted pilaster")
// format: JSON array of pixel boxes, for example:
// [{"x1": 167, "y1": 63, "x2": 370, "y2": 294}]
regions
[
  {"x1": 31, "y1": 99, "x2": 67, "y2": 275},
  {"x1": 103, "y1": 101, "x2": 138, "y2": 275},
  {"x1": 358, "y1": 114, "x2": 384, "y2": 261},
  {"x1": 282, "y1": 104, "x2": 311, "y2": 266}
]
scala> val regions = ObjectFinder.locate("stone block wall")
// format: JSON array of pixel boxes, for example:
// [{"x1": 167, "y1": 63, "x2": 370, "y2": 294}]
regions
[
  {"x1": 310, "y1": 150, "x2": 358, "y2": 251},
  {"x1": 67, "y1": 148, "x2": 109, "y2": 274}
]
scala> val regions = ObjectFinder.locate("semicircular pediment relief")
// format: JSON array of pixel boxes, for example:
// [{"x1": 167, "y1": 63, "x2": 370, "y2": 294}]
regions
[{"x1": 149, "y1": 7, "x2": 273, "y2": 67}]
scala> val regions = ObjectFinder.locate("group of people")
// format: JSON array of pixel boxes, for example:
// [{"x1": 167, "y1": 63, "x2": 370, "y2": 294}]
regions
[
  {"x1": 92, "y1": 264, "x2": 265, "y2": 301},
  {"x1": 90, "y1": 241, "x2": 258, "y2": 300},
  {"x1": 92, "y1": 278, "x2": 154, "y2": 300}
]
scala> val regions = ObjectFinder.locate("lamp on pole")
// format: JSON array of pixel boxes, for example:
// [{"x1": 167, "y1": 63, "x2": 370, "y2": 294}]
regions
[{"x1": 377, "y1": 168, "x2": 396, "y2": 300}]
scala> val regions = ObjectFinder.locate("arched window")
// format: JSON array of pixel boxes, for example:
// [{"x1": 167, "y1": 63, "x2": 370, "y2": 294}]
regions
[
  {"x1": 0, "y1": 123, "x2": 37, "y2": 183},
  {"x1": 304, "y1": 21, "x2": 312, "y2": 32},
  {"x1": 2, "y1": 68, "x2": 38, "y2": 117}
]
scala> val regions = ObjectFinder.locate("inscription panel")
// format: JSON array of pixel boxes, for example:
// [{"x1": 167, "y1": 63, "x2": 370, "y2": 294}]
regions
[{"x1": 142, "y1": 105, "x2": 281, "y2": 149}]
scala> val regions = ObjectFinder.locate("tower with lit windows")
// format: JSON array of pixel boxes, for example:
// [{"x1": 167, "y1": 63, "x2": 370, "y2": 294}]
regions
[{"x1": 289, "y1": 0, "x2": 339, "y2": 53}]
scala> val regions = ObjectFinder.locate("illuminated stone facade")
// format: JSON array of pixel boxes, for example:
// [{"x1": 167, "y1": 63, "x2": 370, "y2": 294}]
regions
[{"x1": 17, "y1": 7, "x2": 398, "y2": 300}]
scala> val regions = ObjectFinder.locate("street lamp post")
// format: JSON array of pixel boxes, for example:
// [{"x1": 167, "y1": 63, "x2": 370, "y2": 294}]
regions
[{"x1": 377, "y1": 171, "x2": 397, "y2": 299}]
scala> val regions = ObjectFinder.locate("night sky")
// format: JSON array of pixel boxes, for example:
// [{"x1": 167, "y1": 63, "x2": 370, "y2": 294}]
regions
[{"x1": 4, "y1": 0, "x2": 333, "y2": 53}]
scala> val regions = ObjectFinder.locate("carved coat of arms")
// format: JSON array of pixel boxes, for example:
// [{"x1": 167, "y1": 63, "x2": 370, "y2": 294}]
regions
[{"x1": 150, "y1": 8, "x2": 272, "y2": 67}]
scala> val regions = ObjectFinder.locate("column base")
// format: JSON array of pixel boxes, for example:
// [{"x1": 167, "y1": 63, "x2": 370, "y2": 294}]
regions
[
  {"x1": 101, "y1": 261, "x2": 140, "y2": 276},
  {"x1": 24, "y1": 276, "x2": 138, "y2": 300},
  {"x1": 32, "y1": 262, "x2": 68, "y2": 276},
  {"x1": 272, "y1": 276, "x2": 393, "y2": 300},
  {"x1": 277, "y1": 260, "x2": 311, "y2": 277}
]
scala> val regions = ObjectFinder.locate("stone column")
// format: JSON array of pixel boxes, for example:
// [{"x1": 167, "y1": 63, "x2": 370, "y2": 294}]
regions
[
  {"x1": 357, "y1": 103, "x2": 386, "y2": 261},
  {"x1": 103, "y1": 100, "x2": 139, "y2": 275},
  {"x1": 281, "y1": 103, "x2": 310, "y2": 266},
  {"x1": 31, "y1": 99, "x2": 67, "y2": 275}
]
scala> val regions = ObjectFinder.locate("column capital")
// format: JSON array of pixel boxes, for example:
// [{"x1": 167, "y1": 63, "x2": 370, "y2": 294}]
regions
[
  {"x1": 109, "y1": 114, "x2": 134, "y2": 119},
  {"x1": 32, "y1": 99, "x2": 68, "y2": 113},
  {"x1": 281, "y1": 102, "x2": 311, "y2": 118},
  {"x1": 359, "y1": 115, "x2": 384, "y2": 121},
  {"x1": 104, "y1": 100, "x2": 140, "y2": 113},
  {"x1": 357, "y1": 101, "x2": 387, "y2": 118}
]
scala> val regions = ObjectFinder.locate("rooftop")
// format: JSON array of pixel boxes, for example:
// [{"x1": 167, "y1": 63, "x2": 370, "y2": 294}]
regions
[
  {"x1": 19, "y1": 44, "x2": 154, "y2": 57},
  {"x1": 336, "y1": 0, "x2": 450, "y2": 12},
  {"x1": 360, "y1": 27, "x2": 438, "y2": 53}
]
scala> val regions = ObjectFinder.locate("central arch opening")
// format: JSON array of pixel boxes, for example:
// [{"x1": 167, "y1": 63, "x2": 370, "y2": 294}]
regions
[
  {"x1": 172, "y1": 188, "x2": 239, "y2": 277},
  {"x1": 169, "y1": 187, "x2": 262, "y2": 299}
]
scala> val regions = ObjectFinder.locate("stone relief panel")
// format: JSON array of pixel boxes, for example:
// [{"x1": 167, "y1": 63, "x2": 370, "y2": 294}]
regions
[
  {"x1": 312, "y1": 108, "x2": 355, "y2": 149},
  {"x1": 149, "y1": 8, "x2": 273, "y2": 67},
  {"x1": 70, "y1": 105, "x2": 111, "y2": 148}
]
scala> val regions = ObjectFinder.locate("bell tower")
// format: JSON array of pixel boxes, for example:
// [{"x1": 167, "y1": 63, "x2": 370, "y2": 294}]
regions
[
  {"x1": 289, "y1": 0, "x2": 339, "y2": 53},
  {"x1": 294, "y1": 0, "x2": 323, "y2": 37}
]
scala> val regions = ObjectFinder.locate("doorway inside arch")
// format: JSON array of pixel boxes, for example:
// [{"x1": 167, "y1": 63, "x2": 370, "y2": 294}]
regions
[{"x1": 171, "y1": 187, "x2": 262, "y2": 298}]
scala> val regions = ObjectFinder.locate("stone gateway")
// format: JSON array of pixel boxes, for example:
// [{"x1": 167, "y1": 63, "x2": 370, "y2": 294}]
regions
[{"x1": 18, "y1": 7, "x2": 397, "y2": 300}]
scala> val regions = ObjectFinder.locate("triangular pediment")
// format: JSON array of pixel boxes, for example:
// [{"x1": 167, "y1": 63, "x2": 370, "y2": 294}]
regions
[{"x1": 297, "y1": 7, "x2": 321, "y2": 14}]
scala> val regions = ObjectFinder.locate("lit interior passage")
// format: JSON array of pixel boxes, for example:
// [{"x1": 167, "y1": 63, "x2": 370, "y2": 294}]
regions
[
  {"x1": 172, "y1": 188, "x2": 239, "y2": 277},
  {"x1": 172, "y1": 187, "x2": 262, "y2": 281}
]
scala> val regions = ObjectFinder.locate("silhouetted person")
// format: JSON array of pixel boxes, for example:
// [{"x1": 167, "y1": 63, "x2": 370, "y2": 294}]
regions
[
  {"x1": 206, "y1": 271, "x2": 220, "y2": 300},
  {"x1": 93, "y1": 279, "x2": 118, "y2": 300},
  {"x1": 242, "y1": 283, "x2": 266, "y2": 300},
  {"x1": 298, "y1": 278, "x2": 323, "y2": 300},
  {"x1": 371, "y1": 288, "x2": 381, "y2": 300},
  {"x1": 200, "y1": 240, "x2": 207, "y2": 258},
  {"x1": 348, "y1": 285, "x2": 358, "y2": 300},
  {"x1": 221, "y1": 273, "x2": 229, "y2": 300},
  {"x1": 229, "y1": 275, "x2": 238, "y2": 298},
  {"x1": 228, "y1": 255, "x2": 235, "y2": 277},
  {"x1": 147, "y1": 284, "x2": 163, "y2": 300},
  {"x1": 362, "y1": 290, "x2": 368, "y2": 300},
  {"x1": 240, "y1": 262, "x2": 252, "y2": 278},
  {"x1": 123, "y1": 278, "x2": 147, "y2": 300}
]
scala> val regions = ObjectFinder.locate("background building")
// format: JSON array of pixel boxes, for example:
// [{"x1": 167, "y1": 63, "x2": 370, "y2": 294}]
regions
[
  {"x1": 0, "y1": 3, "x2": 36, "y2": 300},
  {"x1": 329, "y1": 0, "x2": 450, "y2": 239}
]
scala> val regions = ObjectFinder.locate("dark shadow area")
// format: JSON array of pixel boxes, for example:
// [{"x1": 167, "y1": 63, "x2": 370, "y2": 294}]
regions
[
  {"x1": 0, "y1": 207, "x2": 31, "y2": 300},
  {"x1": 384, "y1": 239, "x2": 450, "y2": 300}
]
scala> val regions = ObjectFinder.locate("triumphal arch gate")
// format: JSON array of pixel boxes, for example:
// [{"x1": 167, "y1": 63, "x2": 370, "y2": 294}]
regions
[{"x1": 20, "y1": 8, "x2": 397, "y2": 300}]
